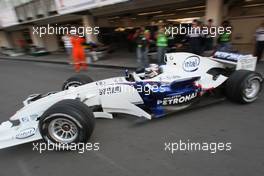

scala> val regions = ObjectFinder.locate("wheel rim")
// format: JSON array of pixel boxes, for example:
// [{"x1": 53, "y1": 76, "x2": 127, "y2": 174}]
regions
[
  {"x1": 64, "y1": 81, "x2": 82, "y2": 90},
  {"x1": 48, "y1": 117, "x2": 78, "y2": 143},
  {"x1": 243, "y1": 78, "x2": 261, "y2": 100}
]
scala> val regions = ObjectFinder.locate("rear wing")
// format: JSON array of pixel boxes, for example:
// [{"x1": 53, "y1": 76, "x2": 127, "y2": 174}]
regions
[{"x1": 211, "y1": 51, "x2": 257, "y2": 71}]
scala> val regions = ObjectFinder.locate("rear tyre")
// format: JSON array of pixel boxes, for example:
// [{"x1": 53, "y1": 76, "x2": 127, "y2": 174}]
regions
[
  {"x1": 39, "y1": 99, "x2": 95, "y2": 148},
  {"x1": 225, "y1": 70, "x2": 263, "y2": 103},
  {"x1": 62, "y1": 74, "x2": 93, "y2": 90}
]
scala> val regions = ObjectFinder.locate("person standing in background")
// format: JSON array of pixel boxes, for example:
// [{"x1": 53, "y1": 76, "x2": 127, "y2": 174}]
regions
[
  {"x1": 71, "y1": 34, "x2": 86, "y2": 72},
  {"x1": 156, "y1": 26, "x2": 168, "y2": 65},
  {"x1": 62, "y1": 33, "x2": 73, "y2": 63},
  {"x1": 204, "y1": 19, "x2": 214, "y2": 51},
  {"x1": 127, "y1": 30, "x2": 135, "y2": 52},
  {"x1": 134, "y1": 27, "x2": 151, "y2": 67},
  {"x1": 188, "y1": 19, "x2": 203, "y2": 55},
  {"x1": 255, "y1": 21, "x2": 264, "y2": 62},
  {"x1": 217, "y1": 20, "x2": 232, "y2": 52}
]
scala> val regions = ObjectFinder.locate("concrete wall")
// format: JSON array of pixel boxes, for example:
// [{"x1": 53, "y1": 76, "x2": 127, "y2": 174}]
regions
[
  {"x1": 230, "y1": 17, "x2": 263, "y2": 53},
  {"x1": 205, "y1": 0, "x2": 223, "y2": 26},
  {"x1": 42, "y1": 34, "x2": 59, "y2": 52},
  {"x1": 29, "y1": 26, "x2": 45, "y2": 48},
  {"x1": 227, "y1": 4, "x2": 264, "y2": 53},
  {"x1": 0, "y1": 31, "x2": 12, "y2": 48},
  {"x1": 10, "y1": 31, "x2": 25, "y2": 49}
]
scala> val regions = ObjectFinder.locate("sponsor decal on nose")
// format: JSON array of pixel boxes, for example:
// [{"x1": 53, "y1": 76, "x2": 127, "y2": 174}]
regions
[
  {"x1": 16, "y1": 128, "x2": 36, "y2": 139},
  {"x1": 183, "y1": 56, "x2": 200, "y2": 72}
]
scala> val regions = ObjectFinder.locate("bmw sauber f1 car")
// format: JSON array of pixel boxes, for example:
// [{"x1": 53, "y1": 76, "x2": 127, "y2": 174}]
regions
[{"x1": 0, "y1": 52, "x2": 263, "y2": 149}]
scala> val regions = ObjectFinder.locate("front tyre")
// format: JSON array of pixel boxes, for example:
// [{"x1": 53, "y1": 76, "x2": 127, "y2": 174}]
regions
[
  {"x1": 225, "y1": 70, "x2": 263, "y2": 103},
  {"x1": 39, "y1": 99, "x2": 95, "y2": 148},
  {"x1": 62, "y1": 74, "x2": 93, "y2": 90}
]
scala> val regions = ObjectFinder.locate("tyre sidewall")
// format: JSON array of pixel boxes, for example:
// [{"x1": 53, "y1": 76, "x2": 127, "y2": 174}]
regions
[
  {"x1": 239, "y1": 74, "x2": 262, "y2": 103},
  {"x1": 225, "y1": 70, "x2": 263, "y2": 103}
]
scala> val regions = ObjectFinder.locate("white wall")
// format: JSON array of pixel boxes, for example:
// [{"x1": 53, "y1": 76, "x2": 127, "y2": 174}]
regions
[
  {"x1": 55, "y1": 0, "x2": 129, "y2": 15},
  {"x1": 0, "y1": 1, "x2": 18, "y2": 27}
]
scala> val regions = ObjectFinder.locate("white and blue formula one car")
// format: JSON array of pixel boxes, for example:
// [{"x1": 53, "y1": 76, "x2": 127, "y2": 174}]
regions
[{"x1": 0, "y1": 52, "x2": 263, "y2": 149}]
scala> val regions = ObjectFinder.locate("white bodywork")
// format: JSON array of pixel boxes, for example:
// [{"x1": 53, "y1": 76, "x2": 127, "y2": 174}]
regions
[{"x1": 0, "y1": 52, "x2": 257, "y2": 149}]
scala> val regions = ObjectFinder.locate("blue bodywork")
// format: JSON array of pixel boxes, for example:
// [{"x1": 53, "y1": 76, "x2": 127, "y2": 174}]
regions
[{"x1": 124, "y1": 77, "x2": 202, "y2": 117}]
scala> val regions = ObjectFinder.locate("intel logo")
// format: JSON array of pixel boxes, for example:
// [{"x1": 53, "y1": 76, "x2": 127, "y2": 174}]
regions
[
  {"x1": 183, "y1": 56, "x2": 200, "y2": 72},
  {"x1": 16, "y1": 128, "x2": 36, "y2": 139}
]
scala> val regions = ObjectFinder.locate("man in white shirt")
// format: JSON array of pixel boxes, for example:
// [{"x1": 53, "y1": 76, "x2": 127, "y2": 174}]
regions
[
  {"x1": 255, "y1": 21, "x2": 264, "y2": 62},
  {"x1": 62, "y1": 34, "x2": 73, "y2": 63}
]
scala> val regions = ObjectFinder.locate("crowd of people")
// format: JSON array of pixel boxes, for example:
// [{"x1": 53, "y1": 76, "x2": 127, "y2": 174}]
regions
[
  {"x1": 129, "y1": 25, "x2": 170, "y2": 67},
  {"x1": 126, "y1": 19, "x2": 263, "y2": 67},
  {"x1": 128, "y1": 19, "x2": 237, "y2": 67},
  {"x1": 61, "y1": 19, "x2": 264, "y2": 72}
]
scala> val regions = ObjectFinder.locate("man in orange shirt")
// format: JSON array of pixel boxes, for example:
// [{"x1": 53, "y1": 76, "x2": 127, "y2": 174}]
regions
[{"x1": 71, "y1": 34, "x2": 87, "y2": 72}]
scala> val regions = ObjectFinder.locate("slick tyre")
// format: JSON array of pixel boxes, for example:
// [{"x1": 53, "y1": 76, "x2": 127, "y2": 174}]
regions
[
  {"x1": 39, "y1": 99, "x2": 95, "y2": 148},
  {"x1": 225, "y1": 70, "x2": 263, "y2": 103},
  {"x1": 62, "y1": 74, "x2": 93, "y2": 90}
]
